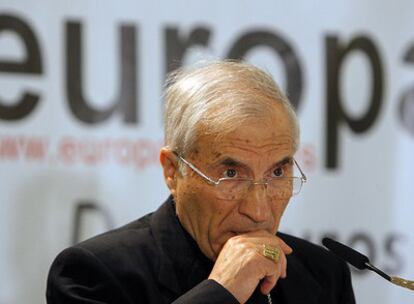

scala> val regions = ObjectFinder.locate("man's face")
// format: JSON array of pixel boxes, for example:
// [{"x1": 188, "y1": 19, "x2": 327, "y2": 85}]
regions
[{"x1": 163, "y1": 106, "x2": 296, "y2": 261}]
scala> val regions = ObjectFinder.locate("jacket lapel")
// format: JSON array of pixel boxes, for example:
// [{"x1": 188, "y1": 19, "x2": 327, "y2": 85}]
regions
[
  {"x1": 150, "y1": 198, "x2": 181, "y2": 295},
  {"x1": 150, "y1": 196, "x2": 213, "y2": 297}
]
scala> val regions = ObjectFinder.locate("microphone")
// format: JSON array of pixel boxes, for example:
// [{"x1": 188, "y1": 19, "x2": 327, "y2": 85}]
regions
[{"x1": 322, "y1": 237, "x2": 414, "y2": 291}]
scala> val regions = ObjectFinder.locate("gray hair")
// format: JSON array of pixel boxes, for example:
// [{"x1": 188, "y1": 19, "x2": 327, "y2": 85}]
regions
[{"x1": 163, "y1": 60, "x2": 300, "y2": 156}]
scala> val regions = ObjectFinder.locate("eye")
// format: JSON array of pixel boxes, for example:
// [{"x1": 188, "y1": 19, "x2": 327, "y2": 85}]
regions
[
  {"x1": 223, "y1": 168, "x2": 238, "y2": 178},
  {"x1": 272, "y1": 167, "x2": 284, "y2": 177}
]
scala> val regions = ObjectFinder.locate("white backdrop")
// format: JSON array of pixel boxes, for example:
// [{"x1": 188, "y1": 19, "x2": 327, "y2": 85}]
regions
[{"x1": 0, "y1": 1, "x2": 413, "y2": 303}]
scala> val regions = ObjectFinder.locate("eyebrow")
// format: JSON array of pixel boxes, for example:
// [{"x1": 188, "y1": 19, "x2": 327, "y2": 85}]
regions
[
  {"x1": 273, "y1": 156, "x2": 292, "y2": 168},
  {"x1": 219, "y1": 157, "x2": 249, "y2": 169},
  {"x1": 214, "y1": 155, "x2": 292, "y2": 170}
]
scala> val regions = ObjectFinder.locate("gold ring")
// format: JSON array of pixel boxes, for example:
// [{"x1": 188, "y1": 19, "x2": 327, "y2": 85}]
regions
[{"x1": 263, "y1": 244, "x2": 280, "y2": 263}]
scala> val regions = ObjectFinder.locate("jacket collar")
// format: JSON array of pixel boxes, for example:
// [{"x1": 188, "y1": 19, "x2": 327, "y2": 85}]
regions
[
  {"x1": 150, "y1": 196, "x2": 322, "y2": 303},
  {"x1": 150, "y1": 196, "x2": 213, "y2": 296}
]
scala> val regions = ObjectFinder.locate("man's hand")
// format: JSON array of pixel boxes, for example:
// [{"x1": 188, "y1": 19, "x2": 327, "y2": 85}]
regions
[{"x1": 208, "y1": 231, "x2": 292, "y2": 303}]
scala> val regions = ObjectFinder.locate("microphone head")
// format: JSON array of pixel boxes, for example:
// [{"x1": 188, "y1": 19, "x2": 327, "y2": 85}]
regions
[{"x1": 322, "y1": 237, "x2": 369, "y2": 270}]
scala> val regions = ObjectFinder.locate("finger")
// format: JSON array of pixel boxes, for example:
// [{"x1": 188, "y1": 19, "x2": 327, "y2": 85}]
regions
[
  {"x1": 277, "y1": 238, "x2": 293, "y2": 255},
  {"x1": 241, "y1": 231, "x2": 292, "y2": 255},
  {"x1": 265, "y1": 249, "x2": 286, "y2": 279},
  {"x1": 279, "y1": 251, "x2": 287, "y2": 278},
  {"x1": 261, "y1": 245, "x2": 287, "y2": 279},
  {"x1": 259, "y1": 259, "x2": 282, "y2": 295},
  {"x1": 260, "y1": 275, "x2": 278, "y2": 295}
]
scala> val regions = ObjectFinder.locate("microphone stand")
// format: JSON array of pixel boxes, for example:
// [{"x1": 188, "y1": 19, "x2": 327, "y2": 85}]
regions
[{"x1": 364, "y1": 262, "x2": 414, "y2": 291}]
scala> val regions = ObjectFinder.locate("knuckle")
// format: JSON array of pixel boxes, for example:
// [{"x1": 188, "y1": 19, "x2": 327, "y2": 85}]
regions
[{"x1": 228, "y1": 235, "x2": 243, "y2": 245}]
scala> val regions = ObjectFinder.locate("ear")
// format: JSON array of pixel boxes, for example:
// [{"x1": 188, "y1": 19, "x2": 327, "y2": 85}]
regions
[{"x1": 159, "y1": 147, "x2": 179, "y2": 196}]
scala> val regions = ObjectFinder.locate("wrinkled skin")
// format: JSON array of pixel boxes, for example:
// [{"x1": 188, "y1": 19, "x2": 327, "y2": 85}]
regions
[{"x1": 160, "y1": 107, "x2": 296, "y2": 303}]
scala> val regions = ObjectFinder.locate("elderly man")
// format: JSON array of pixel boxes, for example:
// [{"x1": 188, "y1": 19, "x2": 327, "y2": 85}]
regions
[{"x1": 47, "y1": 61, "x2": 355, "y2": 303}]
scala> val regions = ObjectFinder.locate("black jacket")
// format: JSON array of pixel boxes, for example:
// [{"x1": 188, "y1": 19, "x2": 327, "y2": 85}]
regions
[{"x1": 46, "y1": 196, "x2": 355, "y2": 303}]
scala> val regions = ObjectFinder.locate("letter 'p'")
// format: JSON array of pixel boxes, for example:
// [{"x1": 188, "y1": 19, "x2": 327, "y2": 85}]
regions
[{"x1": 325, "y1": 35, "x2": 384, "y2": 169}]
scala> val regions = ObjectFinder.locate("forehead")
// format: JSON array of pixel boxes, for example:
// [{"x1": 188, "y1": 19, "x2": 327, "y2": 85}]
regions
[{"x1": 193, "y1": 112, "x2": 295, "y2": 161}]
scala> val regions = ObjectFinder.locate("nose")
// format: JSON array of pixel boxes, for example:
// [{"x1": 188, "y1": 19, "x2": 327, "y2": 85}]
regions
[{"x1": 238, "y1": 183, "x2": 271, "y2": 223}]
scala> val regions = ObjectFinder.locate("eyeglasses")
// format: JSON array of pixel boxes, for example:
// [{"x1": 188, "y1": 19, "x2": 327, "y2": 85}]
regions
[{"x1": 174, "y1": 151, "x2": 307, "y2": 200}]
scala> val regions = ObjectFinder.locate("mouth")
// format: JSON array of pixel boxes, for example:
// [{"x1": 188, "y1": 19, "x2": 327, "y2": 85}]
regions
[
  {"x1": 229, "y1": 227, "x2": 273, "y2": 236},
  {"x1": 230, "y1": 229, "x2": 256, "y2": 236}
]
